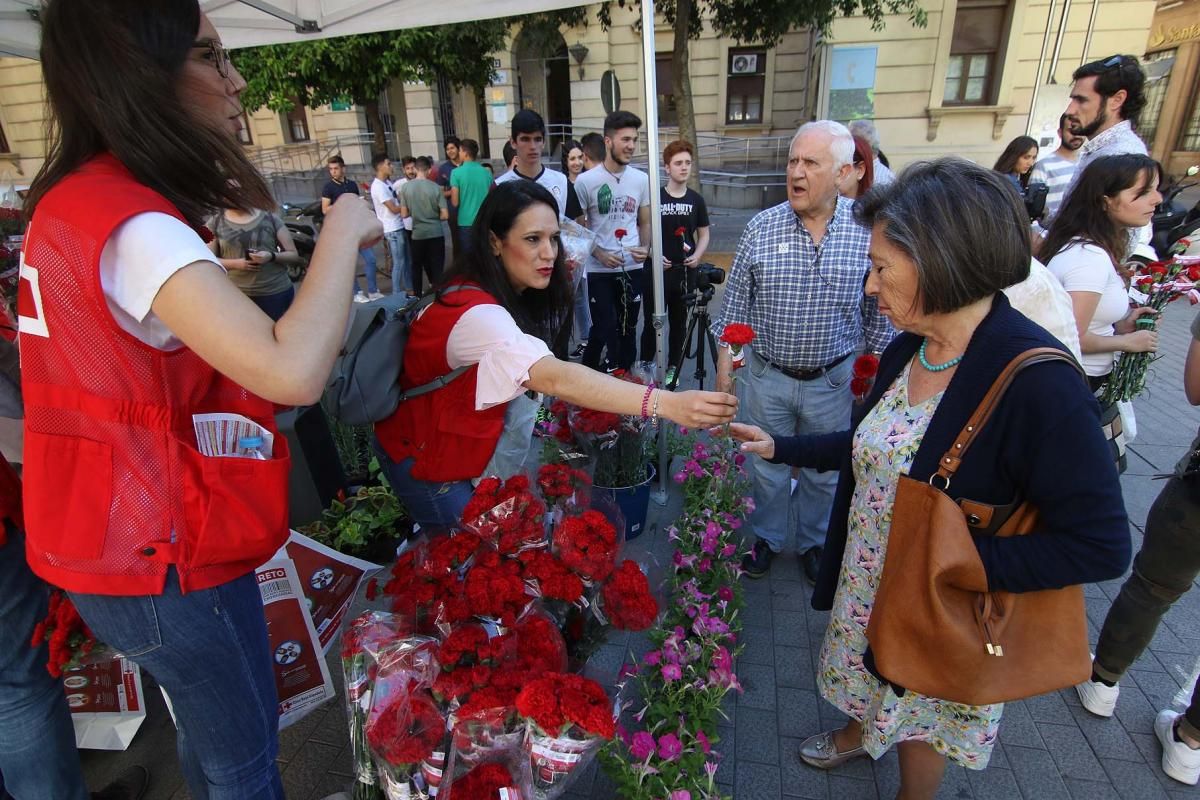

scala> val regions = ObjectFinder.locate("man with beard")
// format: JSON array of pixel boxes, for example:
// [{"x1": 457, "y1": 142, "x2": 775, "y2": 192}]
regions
[
  {"x1": 1031, "y1": 114, "x2": 1087, "y2": 224},
  {"x1": 1062, "y1": 55, "x2": 1152, "y2": 256}
]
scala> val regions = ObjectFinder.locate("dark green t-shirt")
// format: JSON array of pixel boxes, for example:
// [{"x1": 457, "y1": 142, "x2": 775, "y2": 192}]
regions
[{"x1": 400, "y1": 179, "x2": 447, "y2": 241}]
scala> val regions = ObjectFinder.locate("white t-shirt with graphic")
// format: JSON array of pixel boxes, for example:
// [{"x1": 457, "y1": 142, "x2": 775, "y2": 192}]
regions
[
  {"x1": 370, "y1": 177, "x2": 404, "y2": 233},
  {"x1": 573, "y1": 164, "x2": 650, "y2": 274}
]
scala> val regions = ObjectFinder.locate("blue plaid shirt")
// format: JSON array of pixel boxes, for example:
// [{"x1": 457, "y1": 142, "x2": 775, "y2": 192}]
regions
[{"x1": 713, "y1": 197, "x2": 894, "y2": 370}]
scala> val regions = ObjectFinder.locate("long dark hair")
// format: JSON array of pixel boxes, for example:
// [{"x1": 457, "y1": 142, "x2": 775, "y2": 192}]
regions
[
  {"x1": 1040, "y1": 154, "x2": 1160, "y2": 269},
  {"x1": 440, "y1": 181, "x2": 573, "y2": 348},
  {"x1": 25, "y1": 0, "x2": 273, "y2": 227},
  {"x1": 993, "y1": 136, "x2": 1039, "y2": 188}
]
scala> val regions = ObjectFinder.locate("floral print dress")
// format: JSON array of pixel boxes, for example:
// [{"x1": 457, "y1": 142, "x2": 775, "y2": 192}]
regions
[{"x1": 817, "y1": 361, "x2": 1003, "y2": 770}]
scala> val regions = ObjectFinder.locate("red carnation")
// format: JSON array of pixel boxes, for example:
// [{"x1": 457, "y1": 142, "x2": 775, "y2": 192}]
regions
[
  {"x1": 674, "y1": 226, "x2": 686, "y2": 237},
  {"x1": 601, "y1": 560, "x2": 658, "y2": 631},
  {"x1": 852, "y1": 353, "x2": 879, "y2": 379},
  {"x1": 515, "y1": 672, "x2": 614, "y2": 738},
  {"x1": 366, "y1": 692, "x2": 446, "y2": 767},
  {"x1": 614, "y1": 228, "x2": 627, "y2": 240},
  {"x1": 720, "y1": 323, "x2": 755, "y2": 348},
  {"x1": 463, "y1": 550, "x2": 532, "y2": 626},
  {"x1": 554, "y1": 510, "x2": 619, "y2": 582},
  {"x1": 451, "y1": 762, "x2": 520, "y2": 799},
  {"x1": 519, "y1": 549, "x2": 584, "y2": 603}
]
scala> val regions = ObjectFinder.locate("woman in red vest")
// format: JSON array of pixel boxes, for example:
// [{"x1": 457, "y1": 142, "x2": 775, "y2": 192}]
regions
[
  {"x1": 18, "y1": 1, "x2": 381, "y2": 796},
  {"x1": 374, "y1": 180, "x2": 738, "y2": 530}
]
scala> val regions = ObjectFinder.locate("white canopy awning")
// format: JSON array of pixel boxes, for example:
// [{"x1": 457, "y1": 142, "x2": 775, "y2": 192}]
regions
[{"x1": 0, "y1": 0, "x2": 591, "y2": 55}]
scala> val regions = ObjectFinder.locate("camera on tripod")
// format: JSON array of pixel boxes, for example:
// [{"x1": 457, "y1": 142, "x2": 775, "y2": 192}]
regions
[{"x1": 695, "y1": 263, "x2": 726, "y2": 291}]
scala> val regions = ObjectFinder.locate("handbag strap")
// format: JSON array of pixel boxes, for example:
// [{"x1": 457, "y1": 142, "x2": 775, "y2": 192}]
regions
[{"x1": 932, "y1": 347, "x2": 1084, "y2": 487}]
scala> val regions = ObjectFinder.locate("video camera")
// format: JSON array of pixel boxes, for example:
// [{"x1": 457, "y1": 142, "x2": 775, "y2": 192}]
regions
[{"x1": 694, "y1": 263, "x2": 726, "y2": 291}]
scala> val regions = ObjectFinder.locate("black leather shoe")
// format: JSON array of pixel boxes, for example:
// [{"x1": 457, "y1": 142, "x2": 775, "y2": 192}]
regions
[
  {"x1": 92, "y1": 765, "x2": 150, "y2": 800},
  {"x1": 800, "y1": 547, "x2": 823, "y2": 585},
  {"x1": 741, "y1": 539, "x2": 777, "y2": 579}
]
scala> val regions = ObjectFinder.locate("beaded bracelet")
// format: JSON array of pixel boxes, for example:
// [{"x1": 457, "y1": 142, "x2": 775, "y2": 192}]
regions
[{"x1": 640, "y1": 385, "x2": 654, "y2": 419}]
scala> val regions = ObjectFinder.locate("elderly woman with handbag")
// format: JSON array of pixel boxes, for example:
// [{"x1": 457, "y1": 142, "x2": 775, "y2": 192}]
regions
[{"x1": 728, "y1": 158, "x2": 1131, "y2": 799}]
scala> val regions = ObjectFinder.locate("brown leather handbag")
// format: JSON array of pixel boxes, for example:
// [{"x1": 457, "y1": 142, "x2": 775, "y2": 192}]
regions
[{"x1": 864, "y1": 348, "x2": 1092, "y2": 706}]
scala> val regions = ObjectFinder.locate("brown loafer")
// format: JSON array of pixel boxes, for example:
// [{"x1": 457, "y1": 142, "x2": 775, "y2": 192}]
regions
[{"x1": 798, "y1": 729, "x2": 867, "y2": 769}]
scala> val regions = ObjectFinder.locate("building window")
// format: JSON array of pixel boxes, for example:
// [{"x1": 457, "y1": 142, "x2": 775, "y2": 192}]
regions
[
  {"x1": 1138, "y1": 49, "x2": 1176, "y2": 147},
  {"x1": 656, "y1": 54, "x2": 677, "y2": 127},
  {"x1": 286, "y1": 101, "x2": 310, "y2": 143},
  {"x1": 0, "y1": 120, "x2": 9, "y2": 153},
  {"x1": 726, "y1": 48, "x2": 766, "y2": 125},
  {"x1": 1179, "y1": 87, "x2": 1200, "y2": 152},
  {"x1": 236, "y1": 111, "x2": 253, "y2": 145},
  {"x1": 943, "y1": 0, "x2": 1010, "y2": 106}
]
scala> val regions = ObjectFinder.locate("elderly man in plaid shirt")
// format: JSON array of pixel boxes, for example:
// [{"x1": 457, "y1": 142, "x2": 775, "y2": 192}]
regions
[{"x1": 713, "y1": 120, "x2": 894, "y2": 582}]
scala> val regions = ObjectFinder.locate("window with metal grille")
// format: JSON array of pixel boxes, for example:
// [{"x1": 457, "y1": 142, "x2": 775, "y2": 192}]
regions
[
  {"x1": 286, "y1": 101, "x2": 309, "y2": 143},
  {"x1": 656, "y1": 54, "x2": 677, "y2": 127},
  {"x1": 1138, "y1": 49, "x2": 1175, "y2": 146},
  {"x1": 1179, "y1": 87, "x2": 1200, "y2": 152}
]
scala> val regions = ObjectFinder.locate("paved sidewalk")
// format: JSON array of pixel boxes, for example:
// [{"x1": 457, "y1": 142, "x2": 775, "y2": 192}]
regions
[{"x1": 81, "y1": 285, "x2": 1200, "y2": 800}]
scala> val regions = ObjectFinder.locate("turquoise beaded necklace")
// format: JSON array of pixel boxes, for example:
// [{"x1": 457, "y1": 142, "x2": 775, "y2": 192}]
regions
[{"x1": 918, "y1": 339, "x2": 963, "y2": 372}]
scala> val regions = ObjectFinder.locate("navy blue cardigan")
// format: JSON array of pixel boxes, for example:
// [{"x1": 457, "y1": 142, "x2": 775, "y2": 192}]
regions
[{"x1": 769, "y1": 294, "x2": 1132, "y2": 611}]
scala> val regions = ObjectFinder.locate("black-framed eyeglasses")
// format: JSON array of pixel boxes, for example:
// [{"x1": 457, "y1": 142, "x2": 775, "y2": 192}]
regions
[{"x1": 193, "y1": 39, "x2": 233, "y2": 80}]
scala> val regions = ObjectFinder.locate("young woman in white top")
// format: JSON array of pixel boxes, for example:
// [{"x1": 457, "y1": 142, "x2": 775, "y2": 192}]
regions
[{"x1": 1040, "y1": 154, "x2": 1161, "y2": 390}]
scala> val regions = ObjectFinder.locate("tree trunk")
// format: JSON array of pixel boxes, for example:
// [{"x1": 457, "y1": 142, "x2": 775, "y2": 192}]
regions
[
  {"x1": 671, "y1": 0, "x2": 701, "y2": 192},
  {"x1": 364, "y1": 98, "x2": 388, "y2": 157}
]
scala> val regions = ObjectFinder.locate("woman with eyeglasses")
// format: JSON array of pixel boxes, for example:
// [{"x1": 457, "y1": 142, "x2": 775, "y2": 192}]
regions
[{"x1": 17, "y1": 1, "x2": 381, "y2": 795}]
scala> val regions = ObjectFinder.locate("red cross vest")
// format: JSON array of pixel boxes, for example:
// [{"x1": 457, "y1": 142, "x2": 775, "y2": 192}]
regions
[
  {"x1": 17, "y1": 154, "x2": 290, "y2": 595},
  {"x1": 374, "y1": 284, "x2": 507, "y2": 482}
]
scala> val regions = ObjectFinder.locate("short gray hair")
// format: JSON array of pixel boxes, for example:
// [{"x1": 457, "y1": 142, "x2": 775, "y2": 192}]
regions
[
  {"x1": 854, "y1": 158, "x2": 1031, "y2": 315},
  {"x1": 847, "y1": 119, "x2": 881, "y2": 155},
  {"x1": 791, "y1": 121, "x2": 855, "y2": 170}
]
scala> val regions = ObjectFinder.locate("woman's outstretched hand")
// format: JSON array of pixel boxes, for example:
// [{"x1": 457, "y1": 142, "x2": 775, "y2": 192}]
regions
[
  {"x1": 660, "y1": 390, "x2": 738, "y2": 429},
  {"x1": 724, "y1": 422, "x2": 775, "y2": 461}
]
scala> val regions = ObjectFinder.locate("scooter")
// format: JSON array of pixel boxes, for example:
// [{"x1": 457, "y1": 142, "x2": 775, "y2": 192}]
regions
[
  {"x1": 280, "y1": 201, "x2": 321, "y2": 281},
  {"x1": 1154, "y1": 165, "x2": 1199, "y2": 259}
]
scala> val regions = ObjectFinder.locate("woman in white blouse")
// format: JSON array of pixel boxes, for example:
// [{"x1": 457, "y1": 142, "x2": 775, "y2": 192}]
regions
[
  {"x1": 1041, "y1": 154, "x2": 1161, "y2": 391},
  {"x1": 372, "y1": 180, "x2": 738, "y2": 530}
]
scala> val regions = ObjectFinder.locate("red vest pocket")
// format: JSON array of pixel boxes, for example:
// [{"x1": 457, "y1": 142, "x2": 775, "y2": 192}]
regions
[
  {"x1": 180, "y1": 436, "x2": 291, "y2": 569},
  {"x1": 23, "y1": 432, "x2": 112, "y2": 561}
]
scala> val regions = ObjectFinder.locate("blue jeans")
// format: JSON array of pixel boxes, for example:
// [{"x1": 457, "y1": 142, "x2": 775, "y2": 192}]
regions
[
  {"x1": 249, "y1": 286, "x2": 295, "y2": 322},
  {"x1": 742, "y1": 348, "x2": 854, "y2": 554},
  {"x1": 0, "y1": 531, "x2": 89, "y2": 800},
  {"x1": 358, "y1": 246, "x2": 379, "y2": 295},
  {"x1": 373, "y1": 440, "x2": 474, "y2": 533},
  {"x1": 69, "y1": 570, "x2": 284, "y2": 800},
  {"x1": 385, "y1": 230, "x2": 412, "y2": 295}
]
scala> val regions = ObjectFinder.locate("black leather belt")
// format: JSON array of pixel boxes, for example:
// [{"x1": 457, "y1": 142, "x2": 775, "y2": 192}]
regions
[{"x1": 757, "y1": 351, "x2": 852, "y2": 381}]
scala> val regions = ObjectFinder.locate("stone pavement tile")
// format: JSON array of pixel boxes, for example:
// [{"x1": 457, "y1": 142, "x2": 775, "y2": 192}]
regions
[
  {"x1": 278, "y1": 705, "x2": 330, "y2": 762},
  {"x1": 584, "y1": 642, "x2": 626, "y2": 685},
  {"x1": 1063, "y1": 777, "x2": 1123, "y2": 800},
  {"x1": 965, "y1": 767, "x2": 1021, "y2": 800},
  {"x1": 774, "y1": 610, "x2": 809, "y2": 649},
  {"x1": 716, "y1": 725, "x2": 736, "y2": 786},
  {"x1": 311, "y1": 698, "x2": 349, "y2": 747},
  {"x1": 1135, "y1": 649, "x2": 1171, "y2": 673},
  {"x1": 736, "y1": 707, "x2": 781, "y2": 764},
  {"x1": 1023, "y1": 689, "x2": 1074, "y2": 724},
  {"x1": 1036, "y1": 721, "x2": 1104, "y2": 780},
  {"x1": 995, "y1": 700, "x2": 1046, "y2": 750},
  {"x1": 1004, "y1": 744, "x2": 1071, "y2": 800},
  {"x1": 1112, "y1": 681, "x2": 1163, "y2": 736},
  {"x1": 986, "y1": 741, "x2": 1009, "y2": 770},
  {"x1": 280, "y1": 740, "x2": 342, "y2": 800},
  {"x1": 828, "y1": 774, "x2": 878, "y2": 799},
  {"x1": 777, "y1": 687, "x2": 821, "y2": 739},
  {"x1": 870, "y1": 749, "x2": 900, "y2": 799},
  {"x1": 936, "y1": 764, "x2": 974, "y2": 799},
  {"x1": 771, "y1": 554, "x2": 809, "y2": 585},
  {"x1": 1100, "y1": 757, "x2": 1172, "y2": 799},
  {"x1": 807, "y1": 609, "x2": 832, "y2": 638},
  {"x1": 779, "y1": 739, "x2": 831, "y2": 798},
  {"x1": 771, "y1": 581, "x2": 811, "y2": 612},
  {"x1": 739, "y1": 622, "x2": 775, "y2": 665},
  {"x1": 1067, "y1": 704, "x2": 1145, "y2": 762},
  {"x1": 776, "y1": 645, "x2": 817, "y2": 690},
  {"x1": 1130, "y1": 668, "x2": 1190, "y2": 711},
  {"x1": 721, "y1": 687, "x2": 737, "y2": 726},
  {"x1": 737, "y1": 761, "x2": 783, "y2": 800},
  {"x1": 324, "y1": 743, "x2": 354, "y2": 777},
  {"x1": 1129, "y1": 730, "x2": 1192, "y2": 796},
  {"x1": 306, "y1": 771, "x2": 352, "y2": 800},
  {"x1": 738, "y1": 661, "x2": 779, "y2": 710}
]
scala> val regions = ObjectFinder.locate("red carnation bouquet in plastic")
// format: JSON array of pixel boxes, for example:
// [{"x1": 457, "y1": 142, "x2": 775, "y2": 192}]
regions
[
  {"x1": 30, "y1": 589, "x2": 104, "y2": 678},
  {"x1": 553, "y1": 510, "x2": 619, "y2": 583},
  {"x1": 446, "y1": 761, "x2": 525, "y2": 799},
  {"x1": 367, "y1": 688, "x2": 448, "y2": 800},
  {"x1": 536, "y1": 463, "x2": 591, "y2": 511},
  {"x1": 516, "y1": 672, "x2": 615, "y2": 796},
  {"x1": 518, "y1": 549, "x2": 585, "y2": 605},
  {"x1": 463, "y1": 550, "x2": 533, "y2": 628},
  {"x1": 462, "y1": 476, "x2": 548, "y2": 556},
  {"x1": 599, "y1": 559, "x2": 659, "y2": 631}
]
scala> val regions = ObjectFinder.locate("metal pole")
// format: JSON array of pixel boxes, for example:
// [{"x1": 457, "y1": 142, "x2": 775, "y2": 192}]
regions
[
  {"x1": 1047, "y1": 0, "x2": 1073, "y2": 83},
  {"x1": 1081, "y1": 0, "x2": 1101, "y2": 66},
  {"x1": 1026, "y1": 0, "x2": 1058, "y2": 135},
  {"x1": 640, "y1": 0, "x2": 671, "y2": 506}
]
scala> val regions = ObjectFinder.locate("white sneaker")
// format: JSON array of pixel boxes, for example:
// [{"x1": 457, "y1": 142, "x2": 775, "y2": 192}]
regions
[
  {"x1": 1076, "y1": 676, "x2": 1120, "y2": 717},
  {"x1": 353, "y1": 292, "x2": 370, "y2": 303},
  {"x1": 1155, "y1": 709, "x2": 1200, "y2": 785},
  {"x1": 368, "y1": 291, "x2": 385, "y2": 301}
]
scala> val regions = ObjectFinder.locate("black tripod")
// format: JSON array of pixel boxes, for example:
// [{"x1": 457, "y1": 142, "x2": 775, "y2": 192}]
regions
[{"x1": 667, "y1": 279, "x2": 721, "y2": 391}]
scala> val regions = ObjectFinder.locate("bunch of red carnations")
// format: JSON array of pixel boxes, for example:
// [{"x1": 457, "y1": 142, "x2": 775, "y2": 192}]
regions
[
  {"x1": 30, "y1": 589, "x2": 103, "y2": 678},
  {"x1": 552, "y1": 510, "x2": 619, "y2": 583},
  {"x1": 462, "y1": 476, "x2": 548, "y2": 556},
  {"x1": 366, "y1": 686, "x2": 449, "y2": 800},
  {"x1": 599, "y1": 559, "x2": 659, "y2": 632},
  {"x1": 515, "y1": 672, "x2": 615, "y2": 798},
  {"x1": 536, "y1": 463, "x2": 591, "y2": 509}
]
